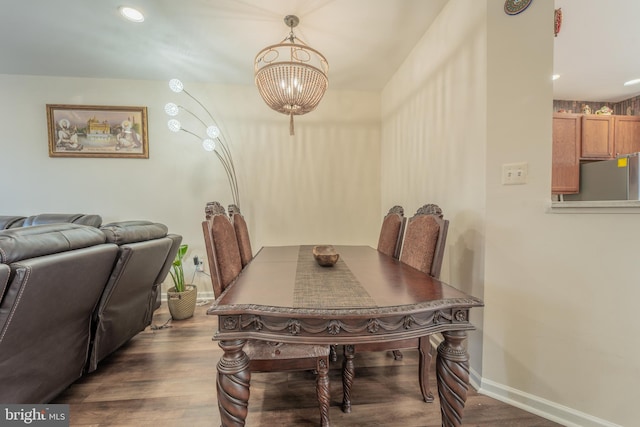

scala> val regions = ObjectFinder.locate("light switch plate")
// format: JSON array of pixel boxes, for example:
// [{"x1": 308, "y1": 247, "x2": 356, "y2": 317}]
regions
[{"x1": 502, "y1": 162, "x2": 528, "y2": 185}]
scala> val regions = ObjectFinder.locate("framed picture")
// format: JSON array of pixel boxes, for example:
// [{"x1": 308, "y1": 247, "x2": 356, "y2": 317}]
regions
[{"x1": 46, "y1": 104, "x2": 148, "y2": 158}]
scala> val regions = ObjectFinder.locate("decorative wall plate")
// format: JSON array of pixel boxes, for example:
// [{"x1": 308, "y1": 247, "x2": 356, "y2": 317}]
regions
[
  {"x1": 504, "y1": 0, "x2": 533, "y2": 16},
  {"x1": 554, "y1": 8, "x2": 563, "y2": 36}
]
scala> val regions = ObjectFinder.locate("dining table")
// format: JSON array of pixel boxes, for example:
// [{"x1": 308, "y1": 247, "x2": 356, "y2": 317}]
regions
[{"x1": 207, "y1": 245, "x2": 484, "y2": 427}]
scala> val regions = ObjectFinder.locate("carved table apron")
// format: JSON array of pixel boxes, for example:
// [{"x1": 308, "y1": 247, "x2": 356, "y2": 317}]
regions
[{"x1": 207, "y1": 245, "x2": 484, "y2": 427}]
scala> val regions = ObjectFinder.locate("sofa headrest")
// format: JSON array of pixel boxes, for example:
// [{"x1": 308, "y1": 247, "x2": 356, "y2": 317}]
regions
[
  {"x1": 22, "y1": 213, "x2": 103, "y2": 228},
  {"x1": 0, "y1": 223, "x2": 107, "y2": 263},
  {"x1": 71, "y1": 214, "x2": 102, "y2": 227},
  {"x1": 0, "y1": 216, "x2": 26, "y2": 229},
  {"x1": 100, "y1": 221, "x2": 168, "y2": 245}
]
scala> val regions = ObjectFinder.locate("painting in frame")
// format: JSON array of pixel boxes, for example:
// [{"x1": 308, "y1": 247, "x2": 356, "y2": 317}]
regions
[{"x1": 47, "y1": 104, "x2": 148, "y2": 158}]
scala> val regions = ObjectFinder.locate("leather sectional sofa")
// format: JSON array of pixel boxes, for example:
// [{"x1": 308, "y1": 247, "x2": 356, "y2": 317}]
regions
[{"x1": 0, "y1": 214, "x2": 182, "y2": 403}]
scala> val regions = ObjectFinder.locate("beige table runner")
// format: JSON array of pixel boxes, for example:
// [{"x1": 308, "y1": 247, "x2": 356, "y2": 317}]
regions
[{"x1": 293, "y1": 245, "x2": 376, "y2": 309}]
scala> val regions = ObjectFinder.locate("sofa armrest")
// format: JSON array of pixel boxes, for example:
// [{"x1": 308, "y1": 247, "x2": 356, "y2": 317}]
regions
[
  {"x1": 100, "y1": 221, "x2": 168, "y2": 245},
  {"x1": 0, "y1": 263, "x2": 10, "y2": 304},
  {"x1": 0, "y1": 243, "x2": 118, "y2": 403}
]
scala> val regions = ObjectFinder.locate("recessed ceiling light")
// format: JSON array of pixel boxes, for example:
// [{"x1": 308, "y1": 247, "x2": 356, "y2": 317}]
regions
[
  {"x1": 119, "y1": 6, "x2": 145, "y2": 23},
  {"x1": 552, "y1": 74, "x2": 560, "y2": 81},
  {"x1": 624, "y1": 78, "x2": 640, "y2": 87}
]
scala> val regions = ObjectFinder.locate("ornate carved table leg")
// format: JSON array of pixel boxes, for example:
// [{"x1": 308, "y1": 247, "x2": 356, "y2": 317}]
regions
[
  {"x1": 341, "y1": 344, "x2": 355, "y2": 413},
  {"x1": 436, "y1": 331, "x2": 469, "y2": 427},
  {"x1": 330, "y1": 344, "x2": 338, "y2": 362},
  {"x1": 316, "y1": 356, "x2": 331, "y2": 427},
  {"x1": 418, "y1": 336, "x2": 435, "y2": 403},
  {"x1": 217, "y1": 339, "x2": 251, "y2": 427}
]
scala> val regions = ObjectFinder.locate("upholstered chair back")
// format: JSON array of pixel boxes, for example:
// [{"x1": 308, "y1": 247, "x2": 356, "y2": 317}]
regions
[
  {"x1": 376, "y1": 205, "x2": 406, "y2": 259},
  {"x1": 228, "y1": 204, "x2": 253, "y2": 267},
  {"x1": 399, "y1": 204, "x2": 449, "y2": 278},
  {"x1": 202, "y1": 202, "x2": 243, "y2": 297}
]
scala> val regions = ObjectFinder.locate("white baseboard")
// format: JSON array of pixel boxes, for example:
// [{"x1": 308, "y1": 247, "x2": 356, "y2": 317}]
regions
[
  {"x1": 478, "y1": 378, "x2": 622, "y2": 427},
  {"x1": 195, "y1": 291, "x2": 215, "y2": 303},
  {"x1": 428, "y1": 335, "x2": 618, "y2": 427}
]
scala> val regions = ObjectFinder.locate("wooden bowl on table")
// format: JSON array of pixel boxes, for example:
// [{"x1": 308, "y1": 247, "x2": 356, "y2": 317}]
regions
[{"x1": 312, "y1": 245, "x2": 339, "y2": 267}]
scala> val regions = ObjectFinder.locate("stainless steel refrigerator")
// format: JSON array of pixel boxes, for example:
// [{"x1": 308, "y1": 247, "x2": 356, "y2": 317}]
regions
[{"x1": 563, "y1": 153, "x2": 640, "y2": 201}]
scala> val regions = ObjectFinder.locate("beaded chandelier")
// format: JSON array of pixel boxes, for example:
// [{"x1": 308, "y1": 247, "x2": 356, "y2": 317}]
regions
[{"x1": 254, "y1": 15, "x2": 329, "y2": 136}]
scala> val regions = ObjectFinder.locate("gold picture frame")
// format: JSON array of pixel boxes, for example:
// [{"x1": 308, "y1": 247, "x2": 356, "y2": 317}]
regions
[{"x1": 47, "y1": 104, "x2": 148, "y2": 158}]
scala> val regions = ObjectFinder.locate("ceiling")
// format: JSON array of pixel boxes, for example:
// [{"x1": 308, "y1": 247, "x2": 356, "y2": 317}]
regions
[
  {"x1": 553, "y1": 0, "x2": 640, "y2": 102},
  {"x1": 1, "y1": 0, "x2": 638, "y2": 101},
  {"x1": 0, "y1": 0, "x2": 447, "y2": 91}
]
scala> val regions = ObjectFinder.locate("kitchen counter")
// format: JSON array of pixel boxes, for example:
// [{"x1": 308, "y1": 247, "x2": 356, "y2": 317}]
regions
[{"x1": 548, "y1": 199, "x2": 640, "y2": 213}]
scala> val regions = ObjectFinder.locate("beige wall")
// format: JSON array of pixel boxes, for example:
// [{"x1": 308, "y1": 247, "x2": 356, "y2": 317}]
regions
[
  {"x1": 485, "y1": 1, "x2": 638, "y2": 425},
  {"x1": 382, "y1": 0, "x2": 637, "y2": 426},
  {"x1": 381, "y1": 0, "x2": 487, "y2": 383},
  {"x1": 2, "y1": 1, "x2": 637, "y2": 425},
  {"x1": 0, "y1": 75, "x2": 382, "y2": 297}
]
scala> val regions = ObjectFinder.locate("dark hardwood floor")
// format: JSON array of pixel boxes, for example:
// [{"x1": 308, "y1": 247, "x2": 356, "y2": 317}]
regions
[{"x1": 54, "y1": 304, "x2": 562, "y2": 426}]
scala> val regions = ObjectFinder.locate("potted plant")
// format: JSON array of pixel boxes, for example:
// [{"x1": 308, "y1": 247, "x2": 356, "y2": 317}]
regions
[{"x1": 167, "y1": 244, "x2": 197, "y2": 320}]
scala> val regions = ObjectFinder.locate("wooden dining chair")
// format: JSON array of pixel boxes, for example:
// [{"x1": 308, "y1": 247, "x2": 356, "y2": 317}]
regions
[
  {"x1": 375, "y1": 205, "x2": 407, "y2": 360},
  {"x1": 342, "y1": 203, "x2": 449, "y2": 412},
  {"x1": 331, "y1": 205, "x2": 407, "y2": 362},
  {"x1": 376, "y1": 205, "x2": 406, "y2": 259},
  {"x1": 390, "y1": 203, "x2": 449, "y2": 361},
  {"x1": 228, "y1": 204, "x2": 253, "y2": 267},
  {"x1": 202, "y1": 201, "x2": 331, "y2": 426}
]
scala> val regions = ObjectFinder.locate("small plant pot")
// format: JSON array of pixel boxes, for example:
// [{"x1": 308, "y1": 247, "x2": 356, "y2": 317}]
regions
[{"x1": 167, "y1": 285, "x2": 197, "y2": 320}]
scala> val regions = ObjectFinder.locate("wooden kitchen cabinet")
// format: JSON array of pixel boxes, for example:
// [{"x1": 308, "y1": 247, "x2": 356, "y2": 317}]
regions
[
  {"x1": 552, "y1": 112, "x2": 640, "y2": 194},
  {"x1": 581, "y1": 114, "x2": 614, "y2": 159},
  {"x1": 613, "y1": 115, "x2": 640, "y2": 156},
  {"x1": 552, "y1": 113, "x2": 581, "y2": 194}
]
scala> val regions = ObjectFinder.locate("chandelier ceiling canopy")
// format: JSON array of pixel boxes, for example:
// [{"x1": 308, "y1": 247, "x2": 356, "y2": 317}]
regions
[{"x1": 254, "y1": 15, "x2": 329, "y2": 135}]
